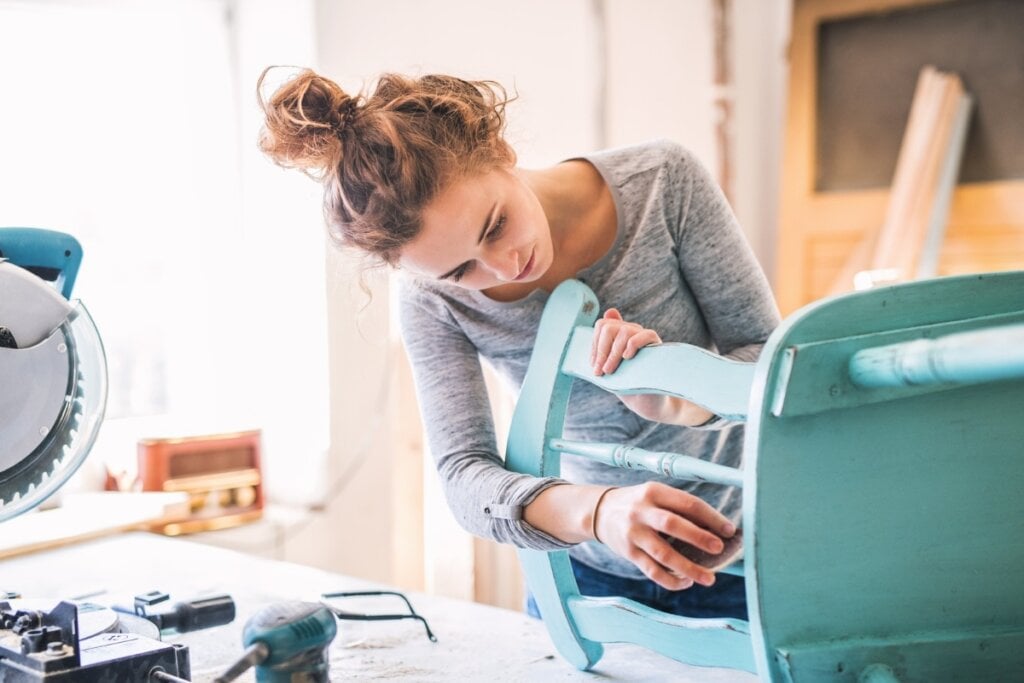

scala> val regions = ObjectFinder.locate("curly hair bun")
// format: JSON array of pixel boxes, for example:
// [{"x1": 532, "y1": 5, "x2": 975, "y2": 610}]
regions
[{"x1": 257, "y1": 66, "x2": 359, "y2": 178}]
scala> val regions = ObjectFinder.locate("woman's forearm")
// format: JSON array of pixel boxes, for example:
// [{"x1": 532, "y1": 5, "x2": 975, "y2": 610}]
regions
[
  {"x1": 523, "y1": 483, "x2": 609, "y2": 543},
  {"x1": 623, "y1": 394, "x2": 714, "y2": 427}
]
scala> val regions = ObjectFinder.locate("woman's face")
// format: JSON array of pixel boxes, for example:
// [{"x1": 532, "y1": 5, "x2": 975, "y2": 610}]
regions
[{"x1": 398, "y1": 167, "x2": 553, "y2": 291}]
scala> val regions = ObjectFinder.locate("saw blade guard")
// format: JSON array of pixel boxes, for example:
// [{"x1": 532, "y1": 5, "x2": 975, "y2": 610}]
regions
[{"x1": 0, "y1": 301, "x2": 108, "y2": 522}]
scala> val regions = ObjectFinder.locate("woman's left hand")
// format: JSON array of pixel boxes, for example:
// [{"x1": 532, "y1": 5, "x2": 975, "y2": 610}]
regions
[
  {"x1": 591, "y1": 308, "x2": 713, "y2": 426},
  {"x1": 591, "y1": 308, "x2": 667, "y2": 420},
  {"x1": 591, "y1": 308, "x2": 660, "y2": 375}
]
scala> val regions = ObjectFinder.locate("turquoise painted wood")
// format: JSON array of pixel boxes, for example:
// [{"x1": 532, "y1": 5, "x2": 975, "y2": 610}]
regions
[
  {"x1": 550, "y1": 439, "x2": 744, "y2": 488},
  {"x1": 559, "y1": 327, "x2": 756, "y2": 421},
  {"x1": 505, "y1": 279, "x2": 755, "y2": 674},
  {"x1": 506, "y1": 271, "x2": 1024, "y2": 681},
  {"x1": 504, "y1": 282, "x2": 605, "y2": 669},
  {"x1": 745, "y1": 269, "x2": 1024, "y2": 682},
  {"x1": 848, "y1": 323, "x2": 1024, "y2": 388}
]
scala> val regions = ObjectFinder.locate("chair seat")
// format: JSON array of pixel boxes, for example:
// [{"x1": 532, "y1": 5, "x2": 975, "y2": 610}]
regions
[{"x1": 506, "y1": 271, "x2": 1024, "y2": 682}]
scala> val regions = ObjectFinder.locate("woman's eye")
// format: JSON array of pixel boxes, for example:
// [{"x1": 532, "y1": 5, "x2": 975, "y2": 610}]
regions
[
  {"x1": 486, "y1": 215, "x2": 507, "y2": 242},
  {"x1": 447, "y1": 214, "x2": 504, "y2": 282},
  {"x1": 450, "y1": 261, "x2": 475, "y2": 282}
]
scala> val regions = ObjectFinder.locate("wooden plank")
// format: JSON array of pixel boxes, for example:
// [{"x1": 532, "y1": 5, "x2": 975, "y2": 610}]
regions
[
  {"x1": 869, "y1": 69, "x2": 965, "y2": 281},
  {"x1": 866, "y1": 66, "x2": 945, "y2": 276},
  {"x1": 830, "y1": 66, "x2": 971, "y2": 294},
  {"x1": 825, "y1": 61, "x2": 948, "y2": 296},
  {"x1": 918, "y1": 94, "x2": 973, "y2": 277}
]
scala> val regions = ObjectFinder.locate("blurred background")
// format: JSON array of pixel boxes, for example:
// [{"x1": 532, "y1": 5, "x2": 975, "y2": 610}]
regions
[{"x1": 3, "y1": 0, "x2": 1021, "y2": 612}]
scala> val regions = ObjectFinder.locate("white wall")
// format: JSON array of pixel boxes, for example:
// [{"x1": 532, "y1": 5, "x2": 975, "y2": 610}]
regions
[
  {"x1": 231, "y1": 0, "x2": 331, "y2": 508},
  {"x1": 314, "y1": 0, "x2": 602, "y2": 165},
  {"x1": 604, "y1": 0, "x2": 717, "y2": 165},
  {"x1": 732, "y1": 0, "x2": 792, "y2": 281}
]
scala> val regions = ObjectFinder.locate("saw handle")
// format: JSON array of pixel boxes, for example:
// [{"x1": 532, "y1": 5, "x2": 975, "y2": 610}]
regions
[
  {"x1": 0, "y1": 227, "x2": 83, "y2": 299},
  {"x1": 114, "y1": 591, "x2": 236, "y2": 635}
]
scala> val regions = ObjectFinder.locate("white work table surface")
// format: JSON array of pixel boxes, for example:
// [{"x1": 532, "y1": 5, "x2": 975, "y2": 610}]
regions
[{"x1": 0, "y1": 533, "x2": 755, "y2": 682}]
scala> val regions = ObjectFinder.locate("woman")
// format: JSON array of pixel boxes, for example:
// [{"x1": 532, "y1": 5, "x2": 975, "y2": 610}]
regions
[{"x1": 257, "y1": 68, "x2": 781, "y2": 620}]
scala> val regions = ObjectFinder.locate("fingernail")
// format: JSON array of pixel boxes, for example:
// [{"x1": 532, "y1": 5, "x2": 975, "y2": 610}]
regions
[
  {"x1": 680, "y1": 578, "x2": 694, "y2": 589},
  {"x1": 723, "y1": 523, "x2": 736, "y2": 536},
  {"x1": 711, "y1": 539, "x2": 725, "y2": 554},
  {"x1": 701, "y1": 573, "x2": 715, "y2": 587}
]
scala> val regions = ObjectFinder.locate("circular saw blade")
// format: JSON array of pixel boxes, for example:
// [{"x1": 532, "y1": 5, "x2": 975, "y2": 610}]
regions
[
  {"x1": 0, "y1": 328, "x2": 83, "y2": 510},
  {"x1": 0, "y1": 262, "x2": 107, "y2": 521}
]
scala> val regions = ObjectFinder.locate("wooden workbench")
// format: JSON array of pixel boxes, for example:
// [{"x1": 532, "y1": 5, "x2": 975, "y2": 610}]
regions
[{"x1": 0, "y1": 533, "x2": 754, "y2": 682}]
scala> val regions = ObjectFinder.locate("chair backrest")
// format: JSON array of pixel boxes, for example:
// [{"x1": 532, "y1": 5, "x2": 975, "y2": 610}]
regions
[
  {"x1": 507, "y1": 271, "x2": 1024, "y2": 681},
  {"x1": 504, "y1": 279, "x2": 757, "y2": 673}
]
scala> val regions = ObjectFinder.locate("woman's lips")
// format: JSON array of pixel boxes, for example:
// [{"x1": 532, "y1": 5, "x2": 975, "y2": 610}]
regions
[{"x1": 514, "y1": 249, "x2": 536, "y2": 281}]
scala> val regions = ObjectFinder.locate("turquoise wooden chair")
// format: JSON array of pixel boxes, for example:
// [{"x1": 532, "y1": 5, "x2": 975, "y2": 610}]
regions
[{"x1": 505, "y1": 270, "x2": 1024, "y2": 681}]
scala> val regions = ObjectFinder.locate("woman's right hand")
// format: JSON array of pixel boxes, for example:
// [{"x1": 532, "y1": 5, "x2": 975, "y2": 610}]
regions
[{"x1": 592, "y1": 482, "x2": 735, "y2": 590}]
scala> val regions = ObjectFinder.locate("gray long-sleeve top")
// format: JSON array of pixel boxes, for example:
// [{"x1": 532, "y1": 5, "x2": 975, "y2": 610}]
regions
[{"x1": 398, "y1": 139, "x2": 781, "y2": 579}]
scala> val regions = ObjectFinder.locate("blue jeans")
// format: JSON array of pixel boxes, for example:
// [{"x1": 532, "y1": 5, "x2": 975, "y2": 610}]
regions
[{"x1": 525, "y1": 557, "x2": 747, "y2": 621}]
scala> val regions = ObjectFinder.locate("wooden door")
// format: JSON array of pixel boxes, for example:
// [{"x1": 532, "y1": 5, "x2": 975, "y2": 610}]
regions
[{"x1": 777, "y1": 0, "x2": 1024, "y2": 314}]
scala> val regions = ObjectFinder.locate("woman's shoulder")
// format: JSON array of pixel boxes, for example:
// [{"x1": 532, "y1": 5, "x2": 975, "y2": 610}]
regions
[
  {"x1": 397, "y1": 271, "x2": 457, "y2": 318},
  {"x1": 581, "y1": 138, "x2": 702, "y2": 186},
  {"x1": 397, "y1": 271, "x2": 499, "y2": 325}
]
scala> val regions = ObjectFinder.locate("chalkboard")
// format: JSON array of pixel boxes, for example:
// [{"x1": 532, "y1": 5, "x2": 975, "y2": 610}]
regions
[{"x1": 815, "y1": 0, "x2": 1024, "y2": 191}]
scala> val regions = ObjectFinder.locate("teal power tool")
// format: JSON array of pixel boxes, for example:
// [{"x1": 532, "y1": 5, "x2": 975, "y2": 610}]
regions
[
  {"x1": 214, "y1": 602, "x2": 337, "y2": 683},
  {"x1": 0, "y1": 228, "x2": 107, "y2": 522}
]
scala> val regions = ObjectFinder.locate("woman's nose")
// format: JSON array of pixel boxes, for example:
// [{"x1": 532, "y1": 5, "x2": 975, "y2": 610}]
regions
[{"x1": 483, "y1": 248, "x2": 520, "y2": 281}]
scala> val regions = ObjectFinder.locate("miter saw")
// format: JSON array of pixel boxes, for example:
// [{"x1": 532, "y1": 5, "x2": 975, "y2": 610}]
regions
[{"x1": 0, "y1": 227, "x2": 107, "y2": 523}]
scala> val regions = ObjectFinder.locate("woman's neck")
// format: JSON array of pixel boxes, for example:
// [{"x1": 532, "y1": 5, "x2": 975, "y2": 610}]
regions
[{"x1": 518, "y1": 160, "x2": 616, "y2": 275}]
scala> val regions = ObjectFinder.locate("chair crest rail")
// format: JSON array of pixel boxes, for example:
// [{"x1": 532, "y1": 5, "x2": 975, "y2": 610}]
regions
[{"x1": 561, "y1": 327, "x2": 755, "y2": 421}]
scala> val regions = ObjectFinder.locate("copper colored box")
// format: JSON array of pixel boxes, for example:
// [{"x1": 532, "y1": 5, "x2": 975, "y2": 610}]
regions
[{"x1": 136, "y1": 429, "x2": 264, "y2": 536}]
